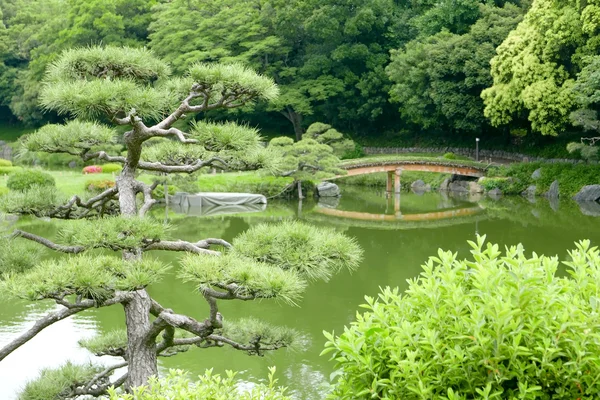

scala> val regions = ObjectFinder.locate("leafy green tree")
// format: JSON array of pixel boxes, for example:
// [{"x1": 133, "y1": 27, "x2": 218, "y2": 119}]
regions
[
  {"x1": 148, "y1": 0, "x2": 405, "y2": 137},
  {"x1": 387, "y1": 4, "x2": 525, "y2": 135},
  {"x1": 325, "y1": 236, "x2": 600, "y2": 399},
  {"x1": 481, "y1": 0, "x2": 600, "y2": 136},
  {"x1": 0, "y1": 46, "x2": 362, "y2": 397},
  {"x1": 0, "y1": 0, "x2": 158, "y2": 126},
  {"x1": 268, "y1": 136, "x2": 345, "y2": 199}
]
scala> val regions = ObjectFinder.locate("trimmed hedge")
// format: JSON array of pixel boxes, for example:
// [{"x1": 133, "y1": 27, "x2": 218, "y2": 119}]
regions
[
  {"x1": 84, "y1": 179, "x2": 115, "y2": 193},
  {"x1": 0, "y1": 159, "x2": 12, "y2": 167},
  {"x1": 100, "y1": 163, "x2": 122, "y2": 173},
  {"x1": 6, "y1": 170, "x2": 56, "y2": 192}
]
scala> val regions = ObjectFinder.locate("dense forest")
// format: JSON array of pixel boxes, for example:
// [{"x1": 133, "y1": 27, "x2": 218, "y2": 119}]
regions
[{"x1": 1, "y1": 0, "x2": 600, "y2": 148}]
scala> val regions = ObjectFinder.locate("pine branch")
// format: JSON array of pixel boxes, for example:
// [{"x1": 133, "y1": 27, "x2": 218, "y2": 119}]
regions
[
  {"x1": 205, "y1": 333, "x2": 287, "y2": 355},
  {"x1": 137, "y1": 157, "x2": 228, "y2": 173},
  {"x1": 146, "y1": 127, "x2": 199, "y2": 144},
  {"x1": 82, "y1": 150, "x2": 126, "y2": 163},
  {"x1": 47, "y1": 187, "x2": 119, "y2": 219},
  {"x1": 143, "y1": 238, "x2": 230, "y2": 255},
  {"x1": 0, "y1": 306, "x2": 89, "y2": 361},
  {"x1": 12, "y1": 230, "x2": 85, "y2": 253},
  {"x1": 137, "y1": 181, "x2": 159, "y2": 217},
  {"x1": 0, "y1": 292, "x2": 132, "y2": 361},
  {"x1": 82, "y1": 361, "x2": 128, "y2": 392}
]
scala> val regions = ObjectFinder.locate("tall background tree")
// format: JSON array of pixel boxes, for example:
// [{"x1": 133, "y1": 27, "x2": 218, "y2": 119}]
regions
[
  {"x1": 0, "y1": 46, "x2": 362, "y2": 397},
  {"x1": 481, "y1": 0, "x2": 600, "y2": 136}
]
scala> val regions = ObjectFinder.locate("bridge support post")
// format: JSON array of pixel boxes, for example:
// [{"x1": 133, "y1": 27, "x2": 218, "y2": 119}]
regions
[
  {"x1": 394, "y1": 168, "x2": 402, "y2": 194},
  {"x1": 386, "y1": 171, "x2": 393, "y2": 193}
]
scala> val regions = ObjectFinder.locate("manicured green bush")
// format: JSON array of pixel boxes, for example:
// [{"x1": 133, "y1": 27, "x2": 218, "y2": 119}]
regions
[
  {"x1": 443, "y1": 152, "x2": 457, "y2": 160},
  {"x1": 100, "y1": 163, "x2": 122, "y2": 173},
  {"x1": 479, "y1": 176, "x2": 512, "y2": 192},
  {"x1": 0, "y1": 166, "x2": 21, "y2": 175},
  {"x1": 324, "y1": 236, "x2": 600, "y2": 399},
  {"x1": 0, "y1": 187, "x2": 8, "y2": 197},
  {"x1": 6, "y1": 169, "x2": 56, "y2": 192},
  {"x1": 108, "y1": 368, "x2": 290, "y2": 400},
  {"x1": 0, "y1": 159, "x2": 12, "y2": 167},
  {"x1": 84, "y1": 179, "x2": 115, "y2": 193},
  {"x1": 153, "y1": 184, "x2": 177, "y2": 200}
]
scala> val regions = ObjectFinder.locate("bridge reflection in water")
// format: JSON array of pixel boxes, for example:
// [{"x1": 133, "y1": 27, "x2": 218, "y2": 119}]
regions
[{"x1": 314, "y1": 204, "x2": 483, "y2": 222}]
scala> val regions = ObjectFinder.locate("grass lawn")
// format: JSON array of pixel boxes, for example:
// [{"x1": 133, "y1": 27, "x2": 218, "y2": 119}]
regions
[{"x1": 0, "y1": 170, "x2": 128, "y2": 197}]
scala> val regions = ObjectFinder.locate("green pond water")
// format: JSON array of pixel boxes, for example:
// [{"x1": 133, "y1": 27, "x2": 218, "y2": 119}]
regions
[{"x1": 1, "y1": 186, "x2": 600, "y2": 399}]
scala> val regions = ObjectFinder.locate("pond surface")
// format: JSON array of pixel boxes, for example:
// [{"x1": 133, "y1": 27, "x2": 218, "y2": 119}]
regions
[{"x1": 1, "y1": 186, "x2": 600, "y2": 399}]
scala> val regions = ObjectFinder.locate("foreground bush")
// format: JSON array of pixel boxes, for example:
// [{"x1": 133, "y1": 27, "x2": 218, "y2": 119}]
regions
[
  {"x1": 6, "y1": 170, "x2": 55, "y2": 191},
  {"x1": 100, "y1": 163, "x2": 122, "y2": 174},
  {"x1": 82, "y1": 165, "x2": 102, "y2": 174},
  {"x1": 108, "y1": 368, "x2": 290, "y2": 400},
  {"x1": 84, "y1": 179, "x2": 115, "y2": 193},
  {"x1": 0, "y1": 159, "x2": 12, "y2": 167},
  {"x1": 0, "y1": 166, "x2": 21, "y2": 175},
  {"x1": 323, "y1": 236, "x2": 600, "y2": 399}
]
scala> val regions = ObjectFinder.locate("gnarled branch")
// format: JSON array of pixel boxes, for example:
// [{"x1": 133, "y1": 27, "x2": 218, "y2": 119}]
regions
[
  {"x1": 12, "y1": 230, "x2": 85, "y2": 254},
  {"x1": 137, "y1": 157, "x2": 227, "y2": 174}
]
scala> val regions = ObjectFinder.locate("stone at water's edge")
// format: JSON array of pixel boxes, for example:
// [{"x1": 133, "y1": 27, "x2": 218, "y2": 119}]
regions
[
  {"x1": 411, "y1": 180, "x2": 431, "y2": 192},
  {"x1": 578, "y1": 201, "x2": 600, "y2": 216},
  {"x1": 573, "y1": 185, "x2": 600, "y2": 202},
  {"x1": 522, "y1": 185, "x2": 536, "y2": 198},
  {"x1": 439, "y1": 178, "x2": 451, "y2": 191},
  {"x1": 531, "y1": 168, "x2": 542, "y2": 180},
  {"x1": 317, "y1": 182, "x2": 341, "y2": 197},
  {"x1": 488, "y1": 188, "x2": 503, "y2": 199},
  {"x1": 449, "y1": 181, "x2": 469, "y2": 193},
  {"x1": 68, "y1": 161, "x2": 78, "y2": 168},
  {"x1": 468, "y1": 182, "x2": 484, "y2": 194},
  {"x1": 544, "y1": 180, "x2": 559, "y2": 199}
]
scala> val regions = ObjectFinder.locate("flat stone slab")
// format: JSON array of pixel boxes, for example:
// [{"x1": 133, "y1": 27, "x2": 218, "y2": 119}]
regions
[{"x1": 169, "y1": 192, "x2": 267, "y2": 207}]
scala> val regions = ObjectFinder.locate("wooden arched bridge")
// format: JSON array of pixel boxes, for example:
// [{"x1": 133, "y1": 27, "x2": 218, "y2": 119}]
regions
[{"x1": 328, "y1": 159, "x2": 488, "y2": 193}]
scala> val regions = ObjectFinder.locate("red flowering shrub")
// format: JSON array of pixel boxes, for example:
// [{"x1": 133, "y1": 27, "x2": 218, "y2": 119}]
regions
[{"x1": 83, "y1": 165, "x2": 102, "y2": 174}]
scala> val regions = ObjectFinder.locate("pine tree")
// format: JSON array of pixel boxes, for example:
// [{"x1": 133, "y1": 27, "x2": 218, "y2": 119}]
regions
[{"x1": 0, "y1": 46, "x2": 362, "y2": 397}]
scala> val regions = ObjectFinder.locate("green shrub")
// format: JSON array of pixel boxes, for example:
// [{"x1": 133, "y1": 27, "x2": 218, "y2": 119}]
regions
[
  {"x1": 101, "y1": 163, "x2": 122, "y2": 173},
  {"x1": 109, "y1": 368, "x2": 290, "y2": 400},
  {"x1": 0, "y1": 187, "x2": 8, "y2": 197},
  {"x1": 18, "y1": 362, "x2": 102, "y2": 400},
  {"x1": 84, "y1": 179, "x2": 115, "y2": 193},
  {"x1": 0, "y1": 186, "x2": 64, "y2": 216},
  {"x1": 324, "y1": 236, "x2": 600, "y2": 399},
  {"x1": 487, "y1": 162, "x2": 600, "y2": 196},
  {"x1": 153, "y1": 184, "x2": 177, "y2": 200},
  {"x1": 479, "y1": 177, "x2": 511, "y2": 192},
  {"x1": 0, "y1": 166, "x2": 21, "y2": 175},
  {"x1": 6, "y1": 170, "x2": 56, "y2": 192},
  {"x1": 443, "y1": 152, "x2": 457, "y2": 160},
  {"x1": 0, "y1": 159, "x2": 12, "y2": 167}
]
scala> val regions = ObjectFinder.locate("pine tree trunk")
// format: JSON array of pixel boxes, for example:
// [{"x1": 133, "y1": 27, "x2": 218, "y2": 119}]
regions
[
  {"x1": 117, "y1": 132, "x2": 160, "y2": 390},
  {"x1": 280, "y1": 108, "x2": 304, "y2": 141},
  {"x1": 123, "y1": 290, "x2": 158, "y2": 390},
  {"x1": 297, "y1": 180, "x2": 304, "y2": 200}
]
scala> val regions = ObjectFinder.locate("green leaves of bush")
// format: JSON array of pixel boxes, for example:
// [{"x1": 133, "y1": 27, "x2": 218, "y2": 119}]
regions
[
  {"x1": 109, "y1": 368, "x2": 290, "y2": 400},
  {"x1": 7, "y1": 170, "x2": 55, "y2": 192},
  {"x1": 324, "y1": 236, "x2": 600, "y2": 399}
]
